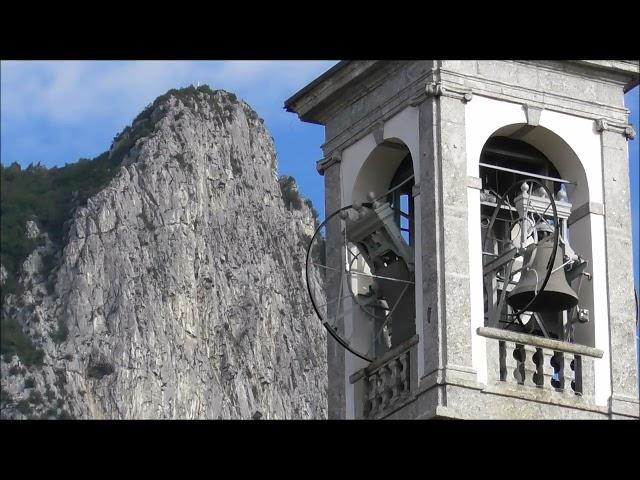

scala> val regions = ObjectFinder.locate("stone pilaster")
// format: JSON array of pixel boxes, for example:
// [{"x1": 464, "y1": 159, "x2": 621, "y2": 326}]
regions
[
  {"x1": 436, "y1": 93, "x2": 477, "y2": 383},
  {"x1": 323, "y1": 160, "x2": 346, "y2": 419},
  {"x1": 600, "y1": 128, "x2": 640, "y2": 417},
  {"x1": 418, "y1": 95, "x2": 444, "y2": 382},
  {"x1": 418, "y1": 84, "x2": 477, "y2": 391}
]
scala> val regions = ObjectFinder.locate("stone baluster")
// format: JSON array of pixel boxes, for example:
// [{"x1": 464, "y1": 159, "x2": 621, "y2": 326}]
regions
[
  {"x1": 389, "y1": 359, "x2": 401, "y2": 403},
  {"x1": 498, "y1": 341, "x2": 507, "y2": 381},
  {"x1": 367, "y1": 373, "x2": 380, "y2": 417},
  {"x1": 512, "y1": 343, "x2": 526, "y2": 384},
  {"x1": 541, "y1": 349, "x2": 557, "y2": 390},
  {"x1": 399, "y1": 352, "x2": 409, "y2": 395},
  {"x1": 380, "y1": 365, "x2": 392, "y2": 411},
  {"x1": 569, "y1": 355, "x2": 583, "y2": 396},
  {"x1": 502, "y1": 342, "x2": 522, "y2": 385},
  {"x1": 523, "y1": 345, "x2": 540, "y2": 388},
  {"x1": 532, "y1": 348, "x2": 545, "y2": 387}
]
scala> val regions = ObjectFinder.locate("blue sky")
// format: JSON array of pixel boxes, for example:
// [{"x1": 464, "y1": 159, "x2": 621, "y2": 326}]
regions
[{"x1": 1, "y1": 61, "x2": 638, "y2": 291}]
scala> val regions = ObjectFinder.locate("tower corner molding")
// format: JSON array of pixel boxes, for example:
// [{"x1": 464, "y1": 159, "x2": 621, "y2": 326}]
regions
[
  {"x1": 623, "y1": 124, "x2": 636, "y2": 140},
  {"x1": 595, "y1": 118, "x2": 636, "y2": 140},
  {"x1": 595, "y1": 118, "x2": 609, "y2": 133},
  {"x1": 316, "y1": 150, "x2": 342, "y2": 176},
  {"x1": 425, "y1": 80, "x2": 443, "y2": 98}
]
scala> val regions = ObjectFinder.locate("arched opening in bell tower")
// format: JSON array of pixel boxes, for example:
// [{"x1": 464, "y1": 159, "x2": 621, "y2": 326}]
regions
[
  {"x1": 478, "y1": 125, "x2": 596, "y2": 347},
  {"x1": 348, "y1": 139, "x2": 417, "y2": 360}
]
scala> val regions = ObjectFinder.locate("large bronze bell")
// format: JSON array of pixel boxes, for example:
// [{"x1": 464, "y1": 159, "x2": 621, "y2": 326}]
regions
[{"x1": 508, "y1": 235, "x2": 579, "y2": 312}]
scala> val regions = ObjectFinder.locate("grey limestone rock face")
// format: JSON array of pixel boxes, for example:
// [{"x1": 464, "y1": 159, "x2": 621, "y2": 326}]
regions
[{"x1": 0, "y1": 88, "x2": 327, "y2": 419}]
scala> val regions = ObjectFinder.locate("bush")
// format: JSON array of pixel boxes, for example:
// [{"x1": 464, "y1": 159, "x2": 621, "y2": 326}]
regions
[
  {"x1": 87, "y1": 362, "x2": 115, "y2": 379},
  {"x1": 279, "y1": 176, "x2": 303, "y2": 211},
  {"x1": 24, "y1": 377, "x2": 35, "y2": 389},
  {"x1": 311, "y1": 236, "x2": 326, "y2": 267},
  {"x1": 15, "y1": 400, "x2": 31, "y2": 415},
  {"x1": 0, "y1": 318, "x2": 44, "y2": 366},
  {"x1": 58, "y1": 409, "x2": 73, "y2": 420},
  {"x1": 28, "y1": 390, "x2": 43, "y2": 405},
  {"x1": 304, "y1": 198, "x2": 320, "y2": 225},
  {"x1": 0, "y1": 388, "x2": 12, "y2": 405}
]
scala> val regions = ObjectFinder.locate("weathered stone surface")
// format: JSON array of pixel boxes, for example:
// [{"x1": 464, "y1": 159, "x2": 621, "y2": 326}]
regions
[
  {"x1": 25, "y1": 220, "x2": 40, "y2": 240},
  {"x1": 0, "y1": 88, "x2": 327, "y2": 419}
]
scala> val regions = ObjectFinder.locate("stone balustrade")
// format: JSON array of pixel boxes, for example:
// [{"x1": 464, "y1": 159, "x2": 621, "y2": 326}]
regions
[
  {"x1": 477, "y1": 327, "x2": 603, "y2": 399},
  {"x1": 350, "y1": 335, "x2": 419, "y2": 419}
]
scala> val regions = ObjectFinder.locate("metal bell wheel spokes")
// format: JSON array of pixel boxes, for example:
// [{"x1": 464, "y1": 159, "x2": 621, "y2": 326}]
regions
[{"x1": 305, "y1": 202, "x2": 415, "y2": 363}]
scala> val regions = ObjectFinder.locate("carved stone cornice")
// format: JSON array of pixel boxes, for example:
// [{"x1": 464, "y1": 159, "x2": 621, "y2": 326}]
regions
[
  {"x1": 439, "y1": 67, "x2": 630, "y2": 123},
  {"x1": 316, "y1": 150, "x2": 342, "y2": 176},
  {"x1": 320, "y1": 77, "x2": 430, "y2": 156},
  {"x1": 595, "y1": 118, "x2": 636, "y2": 140}
]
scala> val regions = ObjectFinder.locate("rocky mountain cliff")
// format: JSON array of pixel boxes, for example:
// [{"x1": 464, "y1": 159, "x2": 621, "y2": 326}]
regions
[{"x1": 0, "y1": 86, "x2": 327, "y2": 419}]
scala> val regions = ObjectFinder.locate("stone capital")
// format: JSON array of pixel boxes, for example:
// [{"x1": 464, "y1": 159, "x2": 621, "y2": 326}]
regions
[
  {"x1": 425, "y1": 80, "x2": 443, "y2": 98},
  {"x1": 595, "y1": 118, "x2": 609, "y2": 132},
  {"x1": 426, "y1": 80, "x2": 473, "y2": 103},
  {"x1": 595, "y1": 118, "x2": 635, "y2": 140},
  {"x1": 316, "y1": 150, "x2": 341, "y2": 176},
  {"x1": 623, "y1": 124, "x2": 636, "y2": 140}
]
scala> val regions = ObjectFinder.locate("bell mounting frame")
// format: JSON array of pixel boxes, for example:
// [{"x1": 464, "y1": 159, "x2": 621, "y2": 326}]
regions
[{"x1": 482, "y1": 178, "x2": 560, "y2": 332}]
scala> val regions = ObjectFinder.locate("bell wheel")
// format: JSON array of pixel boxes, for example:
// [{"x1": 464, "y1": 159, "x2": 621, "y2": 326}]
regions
[{"x1": 305, "y1": 202, "x2": 415, "y2": 363}]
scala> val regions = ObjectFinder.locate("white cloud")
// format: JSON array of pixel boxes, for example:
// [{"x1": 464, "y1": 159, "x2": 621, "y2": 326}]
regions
[
  {"x1": 1, "y1": 60, "x2": 337, "y2": 127},
  {"x1": 0, "y1": 60, "x2": 337, "y2": 167}
]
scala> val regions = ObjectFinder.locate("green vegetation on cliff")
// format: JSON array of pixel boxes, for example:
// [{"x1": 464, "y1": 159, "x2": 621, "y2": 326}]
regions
[
  {"x1": 0, "y1": 85, "x2": 242, "y2": 305},
  {"x1": 0, "y1": 317, "x2": 44, "y2": 366},
  {"x1": 0, "y1": 154, "x2": 125, "y2": 301}
]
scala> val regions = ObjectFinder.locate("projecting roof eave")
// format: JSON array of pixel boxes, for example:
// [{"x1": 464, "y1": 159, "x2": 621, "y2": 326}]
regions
[
  {"x1": 571, "y1": 60, "x2": 639, "y2": 93},
  {"x1": 284, "y1": 61, "x2": 350, "y2": 113},
  {"x1": 284, "y1": 60, "x2": 640, "y2": 125},
  {"x1": 284, "y1": 60, "x2": 383, "y2": 125}
]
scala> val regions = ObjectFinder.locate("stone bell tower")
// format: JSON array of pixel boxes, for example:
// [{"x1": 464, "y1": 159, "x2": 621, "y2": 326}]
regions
[{"x1": 285, "y1": 60, "x2": 639, "y2": 419}]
